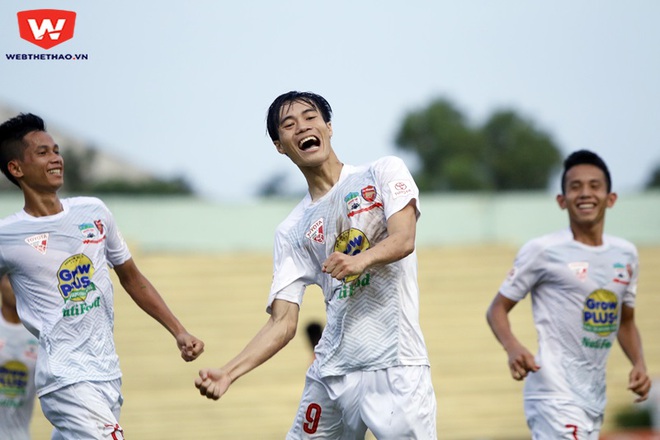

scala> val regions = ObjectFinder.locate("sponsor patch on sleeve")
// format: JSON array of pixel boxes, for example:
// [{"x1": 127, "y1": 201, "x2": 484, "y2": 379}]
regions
[{"x1": 388, "y1": 180, "x2": 414, "y2": 199}]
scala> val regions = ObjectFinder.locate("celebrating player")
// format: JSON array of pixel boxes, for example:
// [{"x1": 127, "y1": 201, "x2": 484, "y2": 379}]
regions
[
  {"x1": 0, "y1": 113, "x2": 205, "y2": 439},
  {"x1": 486, "y1": 150, "x2": 651, "y2": 439},
  {"x1": 195, "y1": 91, "x2": 437, "y2": 439}
]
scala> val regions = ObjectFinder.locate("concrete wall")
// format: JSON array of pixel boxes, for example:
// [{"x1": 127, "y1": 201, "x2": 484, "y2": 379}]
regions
[{"x1": 1, "y1": 192, "x2": 659, "y2": 252}]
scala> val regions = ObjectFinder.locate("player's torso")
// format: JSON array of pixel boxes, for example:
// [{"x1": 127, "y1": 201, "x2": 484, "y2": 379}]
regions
[
  {"x1": 527, "y1": 236, "x2": 636, "y2": 412},
  {"x1": 292, "y1": 166, "x2": 417, "y2": 374},
  {"x1": 533, "y1": 240, "x2": 634, "y2": 349},
  {"x1": 0, "y1": 200, "x2": 115, "y2": 337},
  {"x1": 0, "y1": 318, "x2": 38, "y2": 410}
]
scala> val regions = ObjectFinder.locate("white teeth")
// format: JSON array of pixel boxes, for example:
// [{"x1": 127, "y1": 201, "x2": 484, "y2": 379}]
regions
[
  {"x1": 299, "y1": 136, "x2": 317, "y2": 147},
  {"x1": 577, "y1": 203, "x2": 595, "y2": 209},
  {"x1": 48, "y1": 169, "x2": 61, "y2": 175}
]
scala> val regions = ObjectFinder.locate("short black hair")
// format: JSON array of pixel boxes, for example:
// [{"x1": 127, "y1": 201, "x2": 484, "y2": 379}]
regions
[
  {"x1": 266, "y1": 91, "x2": 332, "y2": 142},
  {"x1": 0, "y1": 113, "x2": 46, "y2": 187},
  {"x1": 561, "y1": 149, "x2": 612, "y2": 194}
]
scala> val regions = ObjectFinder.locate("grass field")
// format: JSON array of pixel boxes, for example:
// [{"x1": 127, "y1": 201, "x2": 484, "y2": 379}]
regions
[{"x1": 28, "y1": 246, "x2": 660, "y2": 439}]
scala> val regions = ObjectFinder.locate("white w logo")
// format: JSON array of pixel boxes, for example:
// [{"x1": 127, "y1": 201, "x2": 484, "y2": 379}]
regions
[{"x1": 27, "y1": 18, "x2": 66, "y2": 41}]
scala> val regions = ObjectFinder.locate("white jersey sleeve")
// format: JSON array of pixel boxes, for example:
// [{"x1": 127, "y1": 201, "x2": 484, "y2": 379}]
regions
[
  {"x1": 373, "y1": 156, "x2": 421, "y2": 220},
  {"x1": 499, "y1": 236, "x2": 547, "y2": 302},
  {"x1": 267, "y1": 206, "x2": 317, "y2": 313}
]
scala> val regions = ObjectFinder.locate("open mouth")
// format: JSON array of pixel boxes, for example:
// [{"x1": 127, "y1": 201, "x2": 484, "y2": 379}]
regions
[
  {"x1": 299, "y1": 136, "x2": 320, "y2": 151},
  {"x1": 577, "y1": 202, "x2": 596, "y2": 209}
]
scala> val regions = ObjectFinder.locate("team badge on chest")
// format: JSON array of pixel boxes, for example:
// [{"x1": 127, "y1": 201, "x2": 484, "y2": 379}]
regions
[
  {"x1": 25, "y1": 233, "x2": 49, "y2": 255},
  {"x1": 305, "y1": 218, "x2": 325, "y2": 244},
  {"x1": 361, "y1": 185, "x2": 377, "y2": 202},
  {"x1": 568, "y1": 262, "x2": 589, "y2": 281},
  {"x1": 79, "y1": 220, "x2": 106, "y2": 244},
  {"x1": 612, "y1": 263, "x2": 632, "y2": 285},
  {"x1": 344, "y1": 192, "x2": 361, "y2": 211}
]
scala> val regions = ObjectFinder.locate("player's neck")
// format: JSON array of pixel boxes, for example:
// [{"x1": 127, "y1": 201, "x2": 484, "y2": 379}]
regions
[
  {"x1": 303, "y1": 155, "x2": 344, "y2": 202},
  {"x1": 23, "y1": 191, "x2": 63, "y2": 217},
  {"x1": 570, "y1": 222, "x2": 605, "y2": 247}
]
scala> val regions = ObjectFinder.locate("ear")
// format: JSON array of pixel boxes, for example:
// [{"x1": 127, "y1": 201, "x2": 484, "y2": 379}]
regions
[
  {"x1": 274, "y1": 141, "x2": 286, "y2": 155},
  {"x1": 7, "y1": 160, "x2": 23, "y2": 180},
  {"x1": 327, "y1": 121, "x2": 333, "y2": 137},
  {"x1": 556, "y1": 194, "x2": 567, "y2": 210},
  {"x1": 606, "y1": 192, "x2": 618, "y2": 208}
]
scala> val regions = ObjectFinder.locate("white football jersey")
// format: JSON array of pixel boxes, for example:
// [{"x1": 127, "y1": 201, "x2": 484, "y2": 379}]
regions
[
  {"x1": 0, "y1": 197, "x2": 131, "y2": 396},
  {"x1": 499, "y1": 229, "x2": 638, "y2": 416},
  {"x1": 0, "y1": 312, "x2": 38, "y2": 440},
  {"x1": 268, "y1": 156, "x2": 430, "y2": 377}
]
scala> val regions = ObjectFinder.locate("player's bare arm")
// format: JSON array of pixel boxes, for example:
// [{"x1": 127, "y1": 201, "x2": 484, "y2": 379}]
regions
[
  {"x1": 114, "y1": 258, "x2": 204, "y2": 361},
  {"x1": 195, "y1": 298, "x2": 299, "y2": 400},
  {"x1": 617, "y1": 304, "x2": 651, "y2": 402},
  {"x1": 486, "y1": 293, "x2": 540, "y2": 380},
  {"x1": 322, "y1": 201, "x2": 417, "y2": 281}
]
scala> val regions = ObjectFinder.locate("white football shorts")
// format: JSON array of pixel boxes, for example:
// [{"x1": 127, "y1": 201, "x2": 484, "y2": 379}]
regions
[
  {"x1": 41, "y1": 379, "x2": 124, "y2": 440},
  {"x1": 287, "y1": 363, "x2": 437, "y2": 439},
  {"x1": 525, "y1": 399, "x2": 603, "y2": 440}
]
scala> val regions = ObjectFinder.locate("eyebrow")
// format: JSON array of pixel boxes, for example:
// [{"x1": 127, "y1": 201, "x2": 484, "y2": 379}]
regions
[
  {"x1": 568, "y1": 177, "x2": 603, "y2": 186},
  {"x1": 279, "y1": 107, "x2": 318, "y2": 126},
  {"x1": 34, "y1": 143, "x2": 59, "y2": 150}
]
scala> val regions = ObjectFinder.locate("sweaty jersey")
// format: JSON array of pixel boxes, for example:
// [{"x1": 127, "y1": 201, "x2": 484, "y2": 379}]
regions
[
  {"x1": 268, "y1": 156, "x2": 430, "y2": 377},
  {"x1": 0, "y1": 312, "x2": 38, "y2": 440},
  {"x1": 0, "y1": 197, "x2": 132, "y2": 396},
  {"x1": 499, "y1": 229, "x2": 638, "y2": 417}
]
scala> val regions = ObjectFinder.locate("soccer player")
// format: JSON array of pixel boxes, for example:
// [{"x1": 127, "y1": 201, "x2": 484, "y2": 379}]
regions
[
  {"x1": 195, "y1": 91, "x2": 437, "y2": 439},
  {"x1": 0, "y1": 275, "x2": 38, "y2": 440},
  {"x1": 0, "y1": 113, "x2": 205, "y2": 439},
  {"x1": 486, "y1": 150, "x2": 652, "y2": 439}
]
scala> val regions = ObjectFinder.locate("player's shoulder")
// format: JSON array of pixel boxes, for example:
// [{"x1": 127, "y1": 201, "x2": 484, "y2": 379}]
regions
[
  {"x1": 64, "y1": 196, "x2": 110, "y2": 213},
  {"x1": 369, "y1": 155, "x2": 407, "y2": 171},
  {"x1": 65, "y1": 195, "x2": 105, "y2": 207},
  {"x1": 275, "y1": 195, "x2": 311, "y2": 237},
  {"x1": 519, "y1": 229, "x2": 572, "y2": 255},
  {"x1": 604, "y1": 233, "x2": 638, "y2": 254},
  {"x1": 0, "y1": 210, "x2": 23, "y2": 231}
]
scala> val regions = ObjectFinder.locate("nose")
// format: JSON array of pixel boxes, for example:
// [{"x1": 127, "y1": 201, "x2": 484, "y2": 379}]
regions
[
  {"x1": 49, "y1": 152, "x2": 63, "y2": 164},
  {"x1": 577, "y1": 186, "x2": 593, "y2": 198},
  {"x1": 295, "y1": 121, "x2": 311, "y2": 134}
]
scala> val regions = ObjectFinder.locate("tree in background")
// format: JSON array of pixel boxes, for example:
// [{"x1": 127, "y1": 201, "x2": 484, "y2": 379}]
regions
[
  {"x1": 481, "y1": 110, "x2": 562, "y2": 191},
  {"x1": 395, "y1": 97, "x2": 562, "y2": 192},
  {"x1": 62, "y1": 147, "x2": 193, "y2": 196},
  {"x1": 645, "y1": 164, "x2": 660, "y2": 189},
  {"x1": 395, "y1": 99, "x2": 488, "y2": 191}
]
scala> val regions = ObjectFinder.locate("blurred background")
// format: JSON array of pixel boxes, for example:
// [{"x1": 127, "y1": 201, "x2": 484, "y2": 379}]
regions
[{"x1": 1, "y1": 1, "x2": 659, "y2": 438}]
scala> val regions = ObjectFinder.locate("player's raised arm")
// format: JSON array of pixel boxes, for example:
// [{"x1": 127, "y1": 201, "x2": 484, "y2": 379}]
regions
[
  {"x1": 195, "y1": 298, "x2": 299, "y2": 400},
  {"x1": 114, "y1": 258, "x2": 204, "y2": 361}
]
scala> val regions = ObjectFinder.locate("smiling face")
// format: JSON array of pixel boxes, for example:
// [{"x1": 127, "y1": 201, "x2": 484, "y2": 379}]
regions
[
  {"x1": 8, "y1": 130, "x2": 64, "y2": 193},
  {"x1": 273, "y1": 100, "x2": 333, "y2": 168},
  {"x1": 557, "y1": 163, "x2": 617, "y2": 232}
]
